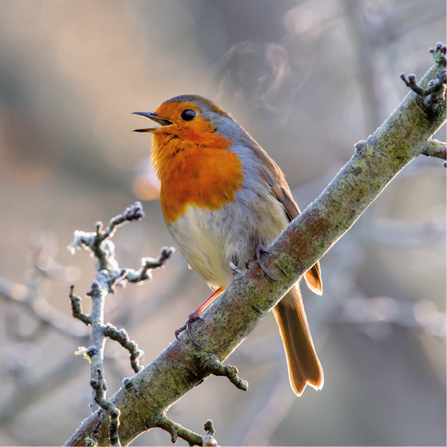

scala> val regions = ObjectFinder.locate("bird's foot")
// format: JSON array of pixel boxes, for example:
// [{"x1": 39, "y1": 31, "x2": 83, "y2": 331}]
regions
[
  {"x1": 229, "y1": 261, "x2": 243, "y2": 275},
  {"x1": 175, "y1": 311, "x2": 203, "y2": 348},
  {"x1": 245, "y1": 243, "x2": 279, "y2": 281}
]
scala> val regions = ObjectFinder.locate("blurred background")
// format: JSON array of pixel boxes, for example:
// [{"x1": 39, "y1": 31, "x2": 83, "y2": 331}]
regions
[{"x1": 0, "y1": 1, "x2": 445, "y2": 445}]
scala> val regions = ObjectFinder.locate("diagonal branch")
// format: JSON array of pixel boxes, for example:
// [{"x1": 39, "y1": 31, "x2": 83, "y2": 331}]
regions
[{"x1": 65, "y1": 49, "x2": 445, "y2": 446}]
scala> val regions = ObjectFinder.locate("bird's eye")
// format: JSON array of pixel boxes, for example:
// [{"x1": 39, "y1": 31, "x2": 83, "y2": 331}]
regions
[{"x1": 181, "y1": 109, "x2": 196, "y2": 121}]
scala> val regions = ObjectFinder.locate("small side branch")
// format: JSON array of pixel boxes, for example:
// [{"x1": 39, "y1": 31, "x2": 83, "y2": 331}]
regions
[
  {"x1": 400, "y1": 42, "x2": 446, "y2": 113},
  {"x1": 157, "y1": 415, "x2": 202, "y2": 445},
  {"x1": 421, "y1": 139, "x2": 447, "y2": 165},
  {"x1": 68, "y1": 202, "x2": 145, "y2": 274},
  {"x1": 195, "y1": 352, "x2": 249, "y2": 391},
  {"x1": 91, "y1": 369, "x2": 121, "y2": 447},
  {"x1": 124, "y1": 246, "x2": 175, "y2": 284},
  {"x1": 156, "y1": 415, "x2": 219, "y2": 446},
  {"x1": 103, "y1": 324, "x2": 143, "y2": 374},
  {"x1": 69, "y1": 285, "x2": 92, "y2": 326},
  {"x1": 101, "y1": 202, "x2": 145, "y2": 240},
  {"x1": 202, "y1": 420, "x2": 219, "y2": 447}
]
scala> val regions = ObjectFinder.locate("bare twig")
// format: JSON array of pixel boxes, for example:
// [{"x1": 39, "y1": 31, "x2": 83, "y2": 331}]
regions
[
  {"x1": 202, "y1": 420, "x2": 219, "y2": 447},
  {"x1": 400, "y1": 42, "x2": 446, "y2": 113},
  {"x1": 156, "y1": 415, "x2": 219, "y2": 446},
  {"x1": 91, "y1": 369, "x2": 121, "y2": 447},
  {"x1": 421, "y1": 139, "x2": 447, "y2": 163},
  {"x1": 157, "y1": 415, "x2": 202, "y2": 446},
  {"x1": 70, "y1": 285, "x2": 92, "y2": 326},
  {"x1": 102, "y1": 202, "x2": 145, "y2": 241},
  {"x1": 124, "y1": 246, "x2": 175, "y2": 284},
  {"x1": 83, "y1": 281, "x2": 112, "y2": 414},
  {"x1": 68, "y1": 202, "x2": 174, "y2": 446},
  {"x1": 103, "y1": 324, "x2": 143, "y2": 374},
  {"x1": 195, "y1": 352, "x2": 248, "y2": 391}
]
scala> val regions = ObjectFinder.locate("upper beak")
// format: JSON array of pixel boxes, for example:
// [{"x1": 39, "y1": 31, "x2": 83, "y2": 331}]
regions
[{"x1": 132, "y1": 111, "x2": 173, "y2": 132}]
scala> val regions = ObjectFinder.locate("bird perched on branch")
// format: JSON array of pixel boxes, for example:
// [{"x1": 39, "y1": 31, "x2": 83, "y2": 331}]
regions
[{"x1": 133, "y1": 95, "x2": 323, "y2": 395}]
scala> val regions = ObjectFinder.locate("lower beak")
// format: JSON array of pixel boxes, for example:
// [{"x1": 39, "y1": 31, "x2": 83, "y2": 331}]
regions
[{"x1": 132, "y1": 111, "x2": 173, "y2": 132}]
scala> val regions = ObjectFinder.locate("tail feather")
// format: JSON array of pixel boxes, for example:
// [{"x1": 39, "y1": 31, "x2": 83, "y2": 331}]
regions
[
  {"x1": 272, "y1": 286, "x2": 323, "y2": 395},
  {"x1": 304, "y1": 262, "x2": 323, "y2": 296}
]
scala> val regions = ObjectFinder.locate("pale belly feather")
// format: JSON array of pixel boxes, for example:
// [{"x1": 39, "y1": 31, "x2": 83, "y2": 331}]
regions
[{"x1": 167, "y1": 185, "x2": 289, "y2": 290}]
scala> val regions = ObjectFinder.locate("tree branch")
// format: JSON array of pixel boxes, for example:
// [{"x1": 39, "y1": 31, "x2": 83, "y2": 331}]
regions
[
  {"x1": 65, "y1": 49, "x2": 445, "y2": 446},
  {"x1": 67, "y1": 202, "x2": 174, "y2": 446}
]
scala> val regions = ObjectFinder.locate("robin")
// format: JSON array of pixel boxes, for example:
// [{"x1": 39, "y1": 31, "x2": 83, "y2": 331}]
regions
[{"x1": 133, "y1": 95, "x2": 323, "y2": 395}]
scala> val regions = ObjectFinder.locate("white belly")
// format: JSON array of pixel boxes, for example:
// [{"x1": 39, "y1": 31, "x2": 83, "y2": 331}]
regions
[{"x1": 167, "y1": 185, "x2": 289, "y2": 290}]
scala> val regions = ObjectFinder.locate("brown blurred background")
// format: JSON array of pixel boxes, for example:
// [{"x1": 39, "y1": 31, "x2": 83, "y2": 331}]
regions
[{"x1": 0, "y1": 1, "x2": 445, "y2": 445}]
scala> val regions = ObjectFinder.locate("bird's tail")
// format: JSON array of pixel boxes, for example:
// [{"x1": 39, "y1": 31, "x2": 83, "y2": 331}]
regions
[{"x1": 272, "y1": 286, "x2": 323, "y2": 395}]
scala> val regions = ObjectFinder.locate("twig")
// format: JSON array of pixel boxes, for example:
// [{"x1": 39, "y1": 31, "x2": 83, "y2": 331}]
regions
[
  {"x1": 103, "y1": 324, "x2": 143, "y2": 374},
  {"x1": 124, "y1": 246, "x2": 175, "y2": 284},
  {"x1": 156, "y1": 415, "x2": 219, "y2": 446},
  {"x1": 70, "y1": 285, "x2": 92, "y2": 326},
  {"x1": 68, "y1": 202, "x2": 174, "y2": 446},
  {"x1": 421, "y1": 139, "x2": 447, "y2": 164},
  {"x1": 195, "y1": 352, "x2": 248, "y2": 391},
  {"x1": 84, "y1": 281, "x2": 110, "y2": 414},
  {"x1": 68, "y1": 202, "x2": 145, "y2": 274},
  {"x1": 157, "y1": 415, "x2": 202, "y2": 445},
  {"x1": 91, "y1": 369, "x2": 121, "y2": 447},
  {"x1": 202, "y1": 420, "x2": 219, "y2": 447},
  {"x1": 101, "y1": 202, "x2": 145, "y2": 240},
  {"x1": 400, "y1": 42, "x2": 446, "y2": 113}
]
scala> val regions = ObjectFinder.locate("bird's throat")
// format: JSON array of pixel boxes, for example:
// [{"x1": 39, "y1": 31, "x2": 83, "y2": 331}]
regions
[{"x1": 152, "y1": 133, "x2": 244, "y2": 224}]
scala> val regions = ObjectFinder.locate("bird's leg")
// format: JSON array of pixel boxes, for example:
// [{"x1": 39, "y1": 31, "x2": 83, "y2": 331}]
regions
[
  {"x1": 175, "y1": 288, "x2": 223, "y2": 348},
  {"x1": 245, "y1": 243, "x2": 279, "y2": 281}
]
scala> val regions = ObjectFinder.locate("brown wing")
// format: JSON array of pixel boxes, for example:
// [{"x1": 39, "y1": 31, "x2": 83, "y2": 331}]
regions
[{"x1": 241, "y1": 132, "x2": 323, "y2": 295}]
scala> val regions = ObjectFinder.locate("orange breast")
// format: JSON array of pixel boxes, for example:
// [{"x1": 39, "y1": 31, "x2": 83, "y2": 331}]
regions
[{"x1": 152, "y1": 128, "x2": 244, "y2": 225}]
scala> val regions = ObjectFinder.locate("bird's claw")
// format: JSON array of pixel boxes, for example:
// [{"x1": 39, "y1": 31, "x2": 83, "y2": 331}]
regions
[
  {"x1": 175, "y1": 311, "x2": 203, "y2": 348},
  {"x1": 246, "y1": 243, "x2": 279, "y2": 281},
  {"x1": 229, "y1": 261, "x2": 243, "y2": 275}
]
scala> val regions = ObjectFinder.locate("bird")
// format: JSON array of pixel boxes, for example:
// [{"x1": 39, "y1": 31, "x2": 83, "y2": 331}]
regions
[{"x1": 133, "y1": 95, "x2": 323, "y2": 395}]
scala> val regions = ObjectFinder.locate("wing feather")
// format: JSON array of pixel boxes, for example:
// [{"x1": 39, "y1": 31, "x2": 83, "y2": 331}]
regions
[{"x1": 240, "y1": 132, "x2": 322, "y2": 294}]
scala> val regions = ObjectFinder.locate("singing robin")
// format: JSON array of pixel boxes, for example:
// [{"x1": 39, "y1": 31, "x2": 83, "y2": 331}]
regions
[{"x1": 133, "y1": 95, "x2": 323, "y2": 395}]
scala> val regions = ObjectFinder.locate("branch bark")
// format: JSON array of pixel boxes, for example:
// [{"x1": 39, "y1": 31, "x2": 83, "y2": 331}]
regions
[{"x1": 65, "y1": 58, "x2": 445, "y2": 446}]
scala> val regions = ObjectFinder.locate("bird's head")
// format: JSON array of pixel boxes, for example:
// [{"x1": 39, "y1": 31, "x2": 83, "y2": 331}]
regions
[{"x1": 133, "y1": 95, "x2": 243, "y2": 147}]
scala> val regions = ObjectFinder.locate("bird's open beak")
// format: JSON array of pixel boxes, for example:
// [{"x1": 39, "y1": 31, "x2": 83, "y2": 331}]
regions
[{"x1": 132, "y1": 111, "x2": 173, "y2": 132}]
